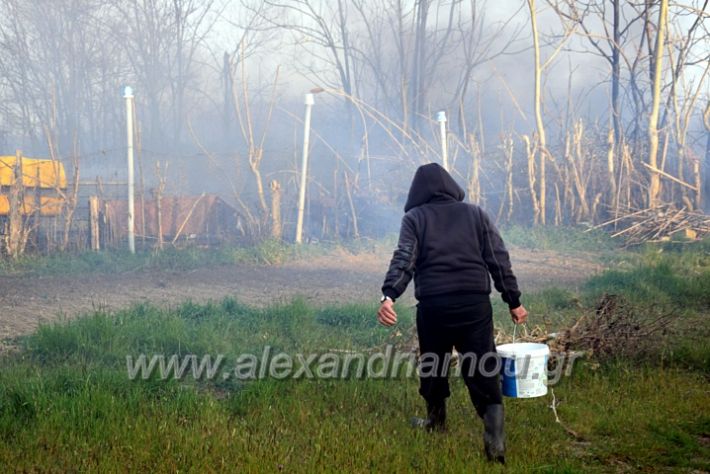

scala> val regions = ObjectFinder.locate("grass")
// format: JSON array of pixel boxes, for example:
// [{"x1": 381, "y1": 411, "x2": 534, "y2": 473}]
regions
[
  {"x1": 3, "y1": 368, "x2": 707, "y2": 472},
  {"x1": 584, "y1": 239, "x2": 710, "y2": 307},
  {"x1": 1, "y1": 292, "x2": 709, "y2": 471},
  {"x1": 0, "y1": 237, "x2": 398, "y2": 277},
  {"x1": 0, "y1": 224, "x2": 697, "y2": 278},
  {"x1": 487, "y1": 238, "x2": 710, "y2": 366},
  {"x1": 1, "y1": 362, "x2": 705, "y2": 473},
  {"x1": 1, "y1": 237, "x2": 709, "y2": 472},
  {"x1": 0, "y1": 240, "x2": 295, "y2": 276},
  {"x1": 500, "y1": 225, "x2": 618, "y2": 253},
  {"x1": 0, "y1": 223, "x2": 616, "y2": 278}
]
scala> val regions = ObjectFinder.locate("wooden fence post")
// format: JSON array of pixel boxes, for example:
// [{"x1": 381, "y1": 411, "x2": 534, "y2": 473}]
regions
[
  {"x1": 34, "y1": 167, "x2": 41, "y2": 251},
  {"x1": 270, "y1": 180, "x2": 282, "y2": 240},
  {"x1": 89, "y1": 196, "x2": 100, "y2": 251}
]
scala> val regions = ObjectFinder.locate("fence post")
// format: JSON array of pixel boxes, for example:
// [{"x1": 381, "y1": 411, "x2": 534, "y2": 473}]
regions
[
  {"x1": 270, "y1": 180, "x2": 282, "y2": 240},
  {"x1": 89, "y1": 196, "x2": 100, "y2": 251},
  {"x1": 34, "y1": 167, "x2": 41, "y2": 251}
]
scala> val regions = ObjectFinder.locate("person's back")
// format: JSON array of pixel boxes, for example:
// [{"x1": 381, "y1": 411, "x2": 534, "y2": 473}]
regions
[
  {"x1": 377, "y1": 163, "x2": 528, "y2": 465},
  {"x1": 381, "y1": 163, "x2": 521, "y2": 309}
]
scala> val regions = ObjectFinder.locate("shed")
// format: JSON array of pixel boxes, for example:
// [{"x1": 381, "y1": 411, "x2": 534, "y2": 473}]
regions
[{"x1": 102, "y1": 194, "x2": 241, "y2": 245}]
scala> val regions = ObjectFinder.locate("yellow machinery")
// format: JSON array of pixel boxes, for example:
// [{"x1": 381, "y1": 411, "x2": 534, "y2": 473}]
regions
[{"x1": 0, "y1": 155, "x2": 67, "y2": 216}]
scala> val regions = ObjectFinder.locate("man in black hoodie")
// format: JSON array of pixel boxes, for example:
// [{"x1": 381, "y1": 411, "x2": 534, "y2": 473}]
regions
[{"x1": 377, "y1": 163, "x2": 527, "y2": 464}]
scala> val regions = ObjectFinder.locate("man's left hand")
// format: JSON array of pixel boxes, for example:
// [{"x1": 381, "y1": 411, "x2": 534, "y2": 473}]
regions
[{"x1": 510, "y1": 305, "x2": 528, "y2": 324}]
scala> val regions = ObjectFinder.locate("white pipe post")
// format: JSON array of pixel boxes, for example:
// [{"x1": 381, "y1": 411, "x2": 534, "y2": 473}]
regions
[
  {"x1": 124, "y1": 86, "x2": 136, "y2": 254},
  {"x1": 295, "y1": 93, "x2": 314, "y2": 244},
  {"x1": 436, "y1": 111, "x2": 449, "y2": 171}
]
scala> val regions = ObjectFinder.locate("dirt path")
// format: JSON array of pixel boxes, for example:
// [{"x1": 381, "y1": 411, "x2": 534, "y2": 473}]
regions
[{"x1": 0, "y1": 247, "x2": 602, "y2": 343}]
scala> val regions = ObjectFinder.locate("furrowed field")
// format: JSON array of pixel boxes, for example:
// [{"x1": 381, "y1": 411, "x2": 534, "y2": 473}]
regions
[{"x1": 0, "y1": 231, "x2": 708, "y2": 473}]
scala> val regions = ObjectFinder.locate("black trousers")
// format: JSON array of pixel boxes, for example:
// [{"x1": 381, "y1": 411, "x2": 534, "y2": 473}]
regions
[{"x1": 416, "y1": 298, "x2": 502, "y2": 417}]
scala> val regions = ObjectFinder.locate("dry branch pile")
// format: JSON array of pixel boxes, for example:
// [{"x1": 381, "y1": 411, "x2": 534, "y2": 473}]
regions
[
  {"x1": 383, "y1": 294, "x2": 675, "y2": 364},
  {"x1": 550, "y1": 294, "x2": 674, "y2": 360},
  {"x1": 592, "y1": 204, "x2": 710, "y2": 246},
  {"x1": 494, "y1": 294, "x2": 674, "y2": 361},
  {"x1": 494, "y1": 323, "x2": 551, "y2": 346}
]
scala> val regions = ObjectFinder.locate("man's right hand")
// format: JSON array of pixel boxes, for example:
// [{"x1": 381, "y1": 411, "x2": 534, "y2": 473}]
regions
[
  {"x1": 510, "y1": 305, "x2": 528, "y2": 324},
  {"x1": 377, "y1": 299, "x2": 398, "y2": 327}
]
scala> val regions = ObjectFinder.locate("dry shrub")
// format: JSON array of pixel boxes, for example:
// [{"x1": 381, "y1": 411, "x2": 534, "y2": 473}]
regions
[
  {"x1": 379, "y1": 294, "x2": 675, "y2": 365},
  {"x1": 593, "y1": 204, "x2": 710, "y2": 247},
  {"x1": 553, "y1": 294, "x2": 674, "y2": 361}
]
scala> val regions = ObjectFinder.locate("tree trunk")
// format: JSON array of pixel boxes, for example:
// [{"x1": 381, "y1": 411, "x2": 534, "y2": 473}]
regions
[
  {"x1": 410, "y1": 0, "x2": 429, "y2": 132},
  {"x1": 524, "y1": 135, "x2": 540, "y2": 225},
  {"x1": 647, "y1": 0, "x2": 669, "y2": 208},
  {"x1": 607, "y1": 128, "x2": 617, "y2": 211},
  {"x1": 467, "y1": 133, "x2": 481, "y2": 205},
  {"x1": 343, "y1": 171, "x2": 359, "y2": 239},
  {"x1": 703, "y1": 103, "x2": 710, "y2": 211},
  {"x1": 611, "y1": 0, "x2": 622, "y2": 149},
  {"x1": 528, "y1": 0, "x2": 547, "y2": 224},
  {"x1": 5, "y1": 150, "x2": 26, "y2": 259}
]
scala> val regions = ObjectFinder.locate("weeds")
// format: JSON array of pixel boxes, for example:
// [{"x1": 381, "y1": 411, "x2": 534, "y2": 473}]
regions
[
  {"x1": 0, "y1": 225, "x2": 618, "y2": 277},
  {"x1": 500, "y1": 225, "x2": 617, "y2": 253},
  {"x1": 584, "y1": 238, "x2": 710, "y2": 308},
  {"x1": 0, "y1": 238, "x2": 392, "y2": 277},
  {"x1": 1, "y1": 287, "x2": 708, "y2": 472},
  {"x1": 1, "y1": 238, "x2": 709, "y2": 471}
]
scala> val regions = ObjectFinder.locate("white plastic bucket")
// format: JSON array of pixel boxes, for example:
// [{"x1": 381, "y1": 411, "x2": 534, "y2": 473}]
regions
[{"x1": 496, "y1": 342, "x2": 549, "y2": 398}]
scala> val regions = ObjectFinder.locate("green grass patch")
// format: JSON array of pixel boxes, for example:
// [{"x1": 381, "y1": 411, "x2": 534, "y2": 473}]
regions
[
  {"x1": 500, "y1": 225, "x2": 617, "y2": 253},
  {"x1": 0, "y1": 241, "x2": 300, "y2": 276},
  {"x1": 583, "y1": 238, "x2": 710, "y2": 308},
  {"x1": 2, "y1": 236, "x2": 710, "y2": 471},
  {"x1": 0, "y1": 225, "x2": 612, "y2": 278},
  {"x1": 0, "y1": 239, "x2": 377, "y2": 277},
  {"x1": 0, "y1": 294, "x2": 708, "y2": 472}
]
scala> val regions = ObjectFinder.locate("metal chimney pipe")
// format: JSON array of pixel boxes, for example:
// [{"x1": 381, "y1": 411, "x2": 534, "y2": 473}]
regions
[
  {"x1": 124, "y1": 86, "x2": 135, "y2": 254},
  {"x1": 295, "y1": 93, "x2": 315, "y2": 244},
  {"x1": 436, "y1": 111, "x2": 449, "y2": 171}
]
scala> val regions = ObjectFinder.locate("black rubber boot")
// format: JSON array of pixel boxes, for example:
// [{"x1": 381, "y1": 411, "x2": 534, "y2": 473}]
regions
[
  {"x1": 482, "y1": 404, "x2": 505, "y2": 464},
  {"x1": 410, "y1": 401, "x2": 447, "y2": 432}
]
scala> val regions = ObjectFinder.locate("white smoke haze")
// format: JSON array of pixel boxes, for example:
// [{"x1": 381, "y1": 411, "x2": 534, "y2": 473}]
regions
[{"x1": 0, "y1": 0, "x2": 708, "y2": 241}]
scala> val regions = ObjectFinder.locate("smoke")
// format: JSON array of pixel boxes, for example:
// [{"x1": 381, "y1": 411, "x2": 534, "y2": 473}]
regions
[{"x1": 0, "y1": 0, "x2": 707, "y2": 242}]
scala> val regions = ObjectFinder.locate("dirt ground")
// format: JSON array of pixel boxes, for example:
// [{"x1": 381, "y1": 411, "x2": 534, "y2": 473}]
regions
[{"x1": 0, "y1": 247, "x2": 602, "y2": 344}]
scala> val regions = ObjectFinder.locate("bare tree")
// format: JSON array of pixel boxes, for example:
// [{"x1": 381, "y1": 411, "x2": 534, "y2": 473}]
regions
[
  {"x1": 527, "y1": 0, "x2": 573, "y2": 224},
  {"x1": 0, "y1": 0, "x2": 126, "y2": 152},
  {"x1": 548, "y1": 0, "x2": 646, "y2": 150},
  {"x1": 647, "y1": 0, "x2": 669, "y2": 207},
  {"x1": 260, "y1": 1, "x2": 355, "y2": 106},
  {"x1": 110, "y1": 0, "x2": 219, "y2": 146},
  {"x1": 704, "y1": 101, "x2": 710, "y2": 211}
]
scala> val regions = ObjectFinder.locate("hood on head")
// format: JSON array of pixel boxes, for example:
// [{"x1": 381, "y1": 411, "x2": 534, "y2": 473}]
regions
[{"x1": 404, "y1": 163, "x2": 465, "y2": 212}]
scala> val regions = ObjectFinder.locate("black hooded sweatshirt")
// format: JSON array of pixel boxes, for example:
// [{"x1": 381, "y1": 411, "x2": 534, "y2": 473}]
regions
[{"x1": 381, "y1": 163, "x2": 521, "y2": 309}]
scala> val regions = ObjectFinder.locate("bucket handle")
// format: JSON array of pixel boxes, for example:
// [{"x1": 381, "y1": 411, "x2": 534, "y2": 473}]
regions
[{"x1": 512, "y1": 322, "x2": 529, "y2": 343}]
